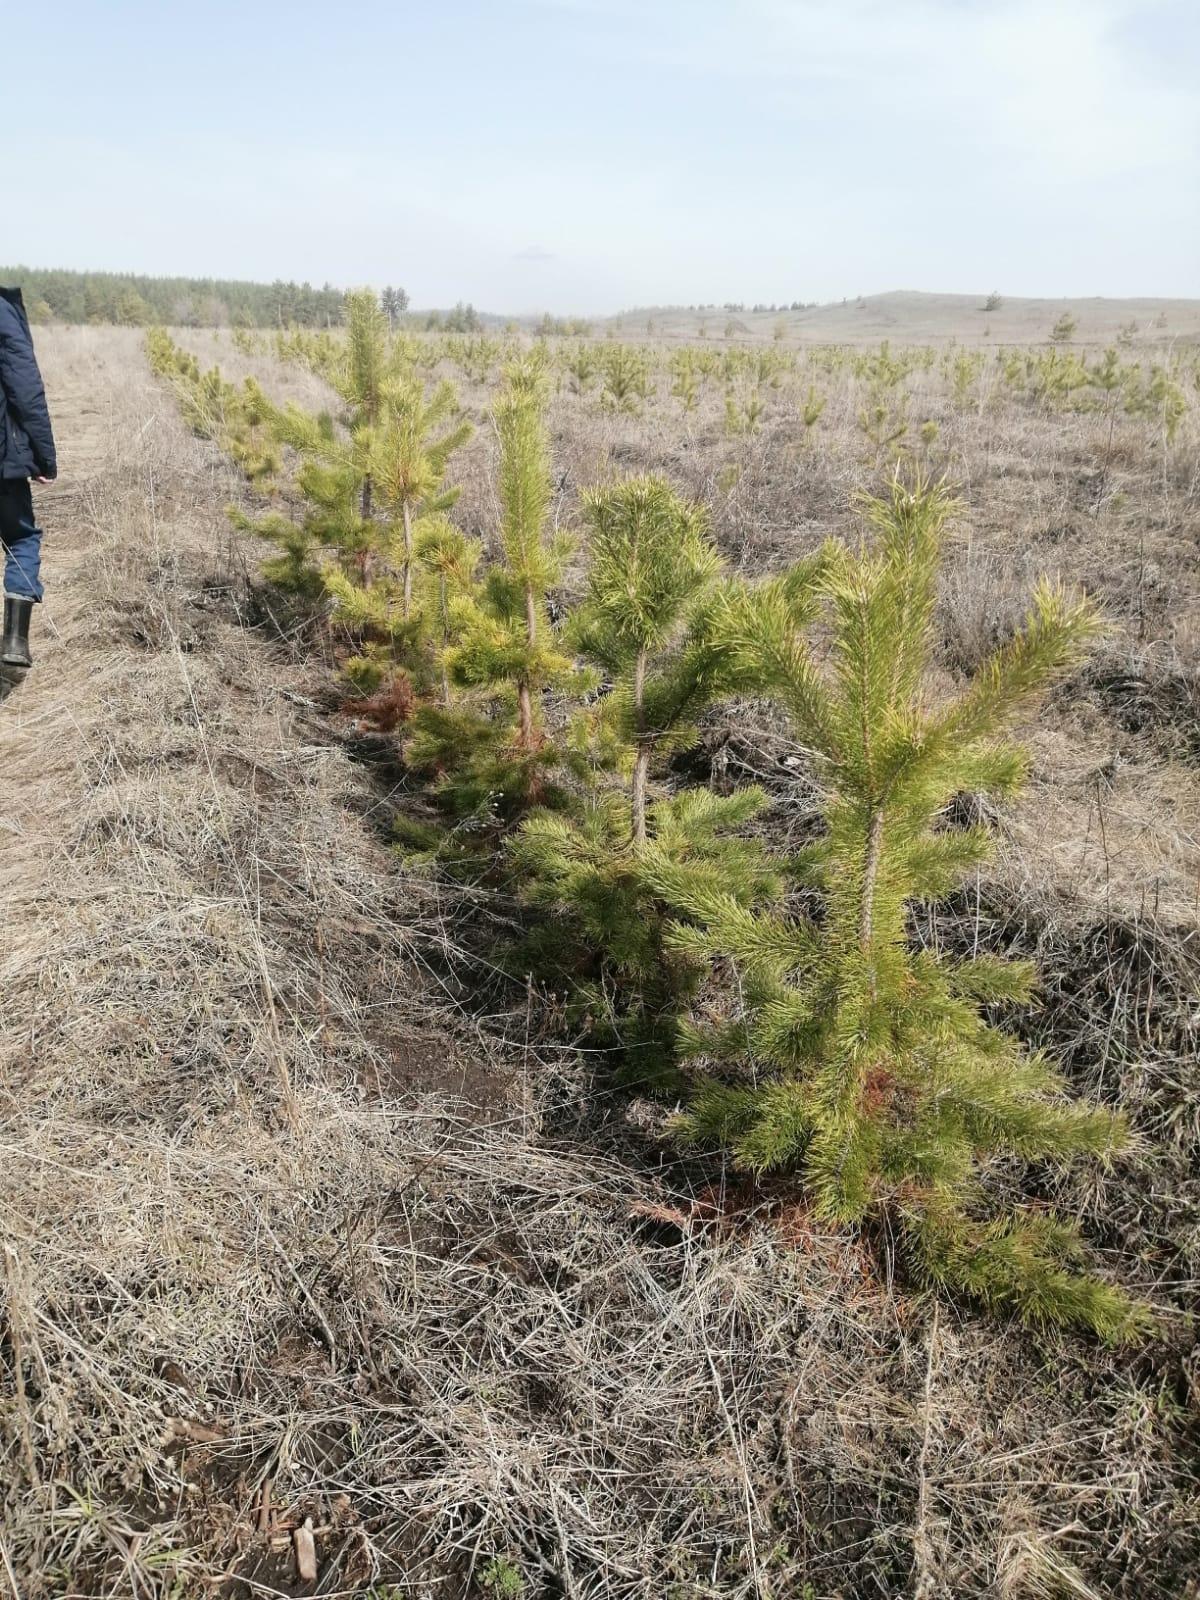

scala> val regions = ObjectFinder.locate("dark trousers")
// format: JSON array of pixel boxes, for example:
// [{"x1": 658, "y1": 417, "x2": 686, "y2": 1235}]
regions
[{"x1": 0, "y1": 479, "x2": 43, "y2": 601}]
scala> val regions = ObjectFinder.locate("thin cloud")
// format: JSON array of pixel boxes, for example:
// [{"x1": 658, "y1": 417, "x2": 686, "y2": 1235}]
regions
[
  {"x1": 515, "y1": 245, "x2": 556, "y2": 262},
  {"x1": 637, "y1": 0, "x2": 1197, "y2": 180}
]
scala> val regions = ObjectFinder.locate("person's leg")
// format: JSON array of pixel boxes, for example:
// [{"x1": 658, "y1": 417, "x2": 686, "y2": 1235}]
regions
[
  {"x1": 0, "y1": 481, "x2": 43, "y2": 668},
  {"x1": 0, "y1": 480, "x2": 44, "y2": 602}
]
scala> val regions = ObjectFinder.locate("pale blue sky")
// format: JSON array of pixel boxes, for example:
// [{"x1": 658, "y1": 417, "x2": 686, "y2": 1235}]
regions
[{"x1": 9, "y1": 0, "x2": 1198, "y2": 312}]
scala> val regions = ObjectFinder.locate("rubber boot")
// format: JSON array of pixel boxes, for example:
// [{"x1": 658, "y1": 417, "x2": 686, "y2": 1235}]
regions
[{"x1": 1, "y1": 595, "x2": 34, "y2": 669}]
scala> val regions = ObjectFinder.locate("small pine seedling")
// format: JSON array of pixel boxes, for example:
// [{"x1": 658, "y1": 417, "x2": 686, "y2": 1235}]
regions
[{"x1": 643, "y1": 472, "x2": 1150, "y2": 1341}]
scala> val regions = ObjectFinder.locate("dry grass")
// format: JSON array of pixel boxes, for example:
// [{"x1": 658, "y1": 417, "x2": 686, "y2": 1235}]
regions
[
  {"x1": 600, "y1": 289, "x2": 1200, "y2": 347},
  {"x1": 0, "y1": 327, "x2": 1197, "y2": 1600}
]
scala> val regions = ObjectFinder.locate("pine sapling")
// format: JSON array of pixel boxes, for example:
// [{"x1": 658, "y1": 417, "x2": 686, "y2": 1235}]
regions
[
  {"x1": 512, "y1": 787, "x2": 779, "y2": 1088},
  {"x1": 644, "y1": 472, "x2": 1148, "y2": 1340},
  {"x1": 416, "y1": 517, "x2": 482, "y2": 704},
  {"x1": 337, "y1": 289, "x2": 390, "y2": 518},
  {"x1": 572, "y1": 475, "x2": 722, "y2": 842},
  {"x1": 437, "y1": 372, "x2": 575, "y2": 813},
  {"x1": 510, "y1": 474, "x2": 778, "y2": 1081},
  {"x1": 369, "y1": 374, "x2": 472, "y2": 621}
]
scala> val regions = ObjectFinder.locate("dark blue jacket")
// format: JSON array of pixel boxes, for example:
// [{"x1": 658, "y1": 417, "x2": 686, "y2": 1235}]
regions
[{"x1": 0, "y1": 288, "x2": 56, "y2": 480}]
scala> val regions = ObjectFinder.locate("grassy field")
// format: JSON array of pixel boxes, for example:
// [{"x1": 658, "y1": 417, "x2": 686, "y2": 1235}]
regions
[
  {"x1": 601, "y1": 289, "x2": 1200, "y2": 346},
  {"x1": 1, "y1": 317, "x2": 1197, "y2": 1598}
]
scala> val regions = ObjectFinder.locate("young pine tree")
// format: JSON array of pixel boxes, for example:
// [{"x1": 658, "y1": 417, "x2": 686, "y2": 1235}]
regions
[
  {"x1": 415, "y1": 517, "x2": 482, "y2": 704},
  {"x1": 515, "y1": 473, "x2": 790, "y2": 1088},
  {"x1": 234, "y1": 297, "x2": 390, "y2": 601},
  {"x1": 365, "y1": 374, "x2": 473, "y2": 623},
  {"x1": 339, "y1": 288, "x2": 389, "y2": 517},
  {"x1": 321, "y1": 376, "x2": 471, "y2": 694},
  {"x1": 572, "y1": 475, "x2": 722, "y2": 842},
  {"x1": 449, "y1": 378, "x2": 574, "y2": 752},
  {"x1": 643, "y1": 473, "x2": 1147, "y2": 1340},
  {"x1": 510, "y1": 474, "x2": 776, "y2": 1083},
  {"x1": 406, "y1": 372, "x2": 574, "y2": 822},
  {"x1": 513, "y1": 787, "x2": 778, "y2": 1089},
  {"x1": 234, "y1": 404, "x2": 367, "y2": 601}
]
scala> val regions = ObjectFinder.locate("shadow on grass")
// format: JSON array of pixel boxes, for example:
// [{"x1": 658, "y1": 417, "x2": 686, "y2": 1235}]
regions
[{"x1": 0, "y1": 663, "x2": 29, "y2": 705}]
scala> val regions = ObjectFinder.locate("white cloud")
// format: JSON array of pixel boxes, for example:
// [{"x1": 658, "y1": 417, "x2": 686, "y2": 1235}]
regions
[{"x1": 643, "y1": 0, "x2": 1197, "y2": 181}]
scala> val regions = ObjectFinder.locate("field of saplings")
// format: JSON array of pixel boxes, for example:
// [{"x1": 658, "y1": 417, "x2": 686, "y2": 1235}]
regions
[
  {"x1": 16, "y1": 304, "x2": 1189, "y2": 1597},
  {"x1": 145, "y1": 305, "x2": 1197, "y2": 1568}
]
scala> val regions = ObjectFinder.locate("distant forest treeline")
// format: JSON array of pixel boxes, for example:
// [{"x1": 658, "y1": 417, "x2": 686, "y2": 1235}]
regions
[{"x1": 0, "y1": 268, "x2": 349, "y2": 328}]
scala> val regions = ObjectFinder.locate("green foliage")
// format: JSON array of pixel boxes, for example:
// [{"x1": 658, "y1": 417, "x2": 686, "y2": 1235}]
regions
[
  {"x1": 536, "y1": 312, "x2": 593, "y2": 338},
  {"x1": 1126, "y1": 364, "x2": 1189, "y2": 444},
  {"x1": 754, "y1": 347, "x2": 792, "y2": 387},
  {"x1": 417, "y1": 516, "x2": 483, "y2": 701},
  {"x1": 449, "y1": 375, "x2": 574, "y2": 771},
  {"x1": 852, "y1": 341, "x2": 918, "y2": 388},
  {"x1": 669, "y1": 348, "x2": 701, "y2": 413},
  {"x1": 514, "y1": 787, "x2": 777, "y2": 1086},
  {"x1": 576, "y1": 477, "x2": 718, "y2": 664},
  {"x1": 363, "y1": 371, "x2": 473, "y2": 640},
  {"x1": 380, "y1": 283, "x2": 410, "y2": 327},
  {"x1": 407, "y1": 699, "x2": 564, "y2": 825},
  {"x1": 479, "y1": 1555, "x2": 525, "y2": 1598},
  {"x1": 146, "y1": 331, "x2": 281, "y2": 483},
  {"x1": 1026, "y1": 349, "x2": 1091, "y2": 410},
  {"x1": 339, "y1": 287, "x2": 390, "y2": 428},
  {"x1": 19, "y1": 266, "x2": 346, "y2": 326},
  {"x1": 800, "y1": 384, "x2": 826, "y2": 435},
  {"x1": 150, "y1": 320, "x2": 1152, "y2": 1342},
  {"x1": 267, "y1": 298, "x2": 473, "y2": 686},
  {"x1": 948, "y1": 349, "x2": 985, "y2": 410},
  {"x1": 643, "y1": 472, "x2": 1147, "y2": 1340},
  {"x1": 229, "y1": 390, "x2": 369, "y2": 604},
  {"x1": 857, "y1": 388, "x2": 908, "y2": 458},
  {"x1": 562, "y1": 340, "x2": 598, "y2": 394},
  {"x1": 724, "y1": 387, "x2": 766, "y2": 436},
  {"x1": 509, "y1": 475, "x2": 754, "y2": 1079},
  {"x1": 599, "y1": 343, "x2": 653, "y2": 413},
  {"x1": 447, "y1": 333, "x2": 503, "y2": 384},
  {"x1": 572, "y1": 475, "x2": 723, "y2": 840},
  {"x1": 435, "y1": 300, "x2": 484, "y2": 333},
  {"x1": 851, "y1": 345, "x2": 919, "y2": 462},
  {"x1": 1090, "y1": 347, "x2": 1124, "y2": 399},
  {"x1": 1050, "y1": 312, "x2": 1077, "y2": 344}
]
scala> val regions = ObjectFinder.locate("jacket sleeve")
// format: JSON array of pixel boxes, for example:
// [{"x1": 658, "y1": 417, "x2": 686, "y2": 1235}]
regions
[{"x1": 0, "y1": 300, "x2": 56, "y2": 478}]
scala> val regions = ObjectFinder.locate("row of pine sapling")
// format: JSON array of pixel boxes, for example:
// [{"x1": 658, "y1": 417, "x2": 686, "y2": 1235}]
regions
[
  {"x1": 147, "y1": 300, "x2": 1150, "y2": 1341},
  {"x1": 254, "y1": 314, "x2": 1195, "y2": 451}
]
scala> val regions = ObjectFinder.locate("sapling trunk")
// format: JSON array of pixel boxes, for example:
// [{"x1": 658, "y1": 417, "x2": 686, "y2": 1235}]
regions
[
  {"x1": 859, "y1": 804, "x2": 885, "y2": 1002},
  {"x1": 518, "y1": 580, "x2": 538, "y2": 748},
  {"x1": 631, "y1": 645, "x2": 649, "y2": 845},
  {"x1": 517, "y1": 682, "x2": 534, "y2": 747},
  {"x1": 402, "y1": 501, "x2": 414, "y2": 620},
  {"x1": 438, "y1": 572, "x2": 451, "y2": 705},
  {"x1": 525, "y1": 582, "x2": 538, "y2": 647}
]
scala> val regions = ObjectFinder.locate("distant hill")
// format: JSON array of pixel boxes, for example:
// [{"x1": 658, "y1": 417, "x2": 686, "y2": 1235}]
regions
[
  {"x1": 603, "y1": 290, "x2": 1200, "y2": 347},
  {"x1": 8, "y1": 271, "x2": 1197, "y2": 346}
]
